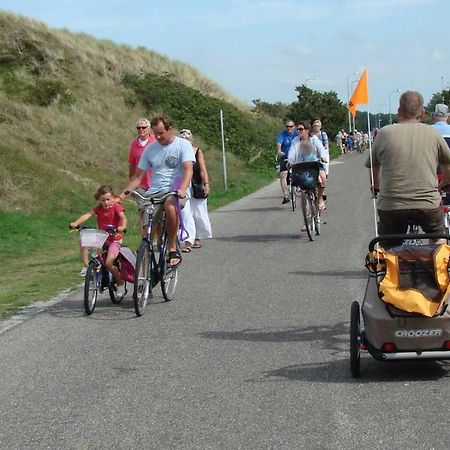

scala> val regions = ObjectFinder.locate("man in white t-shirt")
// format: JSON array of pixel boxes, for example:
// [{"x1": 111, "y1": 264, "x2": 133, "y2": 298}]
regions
[{"x1": 121, "y1": 114, "x2": 195, "y2": 267}]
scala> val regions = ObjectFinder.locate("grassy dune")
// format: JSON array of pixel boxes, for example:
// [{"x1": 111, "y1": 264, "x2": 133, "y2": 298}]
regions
[{"x1": 0, "y1": 11, "x2": 280, "y2": 316}]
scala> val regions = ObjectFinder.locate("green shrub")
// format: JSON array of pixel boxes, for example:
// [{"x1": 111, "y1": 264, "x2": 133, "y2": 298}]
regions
[
  {"x1": 121, "y1": 72, "x2": 278, "y2": 170},
  {"x1": 26, "y1": 79, "x2": 75, "y2": 107}
]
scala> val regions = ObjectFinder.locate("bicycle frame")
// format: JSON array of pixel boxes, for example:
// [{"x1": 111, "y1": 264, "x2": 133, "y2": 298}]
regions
[
  {"x1": 299, "y1": 187, "x2": 320, "y2": 241},
  {"x1": 79, "y1": 229, "x2": 126, "y2": 315},
  {"x1": 128, "y1": 190, "x2": 180, "y2": 316}
]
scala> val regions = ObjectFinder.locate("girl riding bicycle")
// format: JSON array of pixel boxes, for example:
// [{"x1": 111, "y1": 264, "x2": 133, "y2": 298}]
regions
[{"x1": 70, "y1": 185, "x2": 128, "y2": 297}]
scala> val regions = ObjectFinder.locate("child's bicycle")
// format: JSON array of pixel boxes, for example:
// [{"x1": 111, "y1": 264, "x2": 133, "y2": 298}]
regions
[
  {"x1": 126, "y1": 189, "x2": 181, "y2": 317},
  {"x1": 75, "y1": 227, "x2": 135, "y2": 315}
]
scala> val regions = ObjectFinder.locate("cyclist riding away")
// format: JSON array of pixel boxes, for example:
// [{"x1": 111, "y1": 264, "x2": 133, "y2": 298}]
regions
[{"x1": 365, "y1": 91, "x2": 450, "y2": 239}]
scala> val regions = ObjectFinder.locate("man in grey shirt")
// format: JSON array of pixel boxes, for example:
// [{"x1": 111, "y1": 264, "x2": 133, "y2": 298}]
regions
[{"x1": 365, "y1": 91, "x2": 450, "y2": 235}]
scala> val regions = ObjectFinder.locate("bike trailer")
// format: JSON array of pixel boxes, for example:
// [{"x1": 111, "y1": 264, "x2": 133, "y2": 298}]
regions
[
  {"x1": 355, "y1": 235, "x2": 450, "y2": 367},
  {"x1": 366, "y1": 242, "x2": 450, "y2": 317}
]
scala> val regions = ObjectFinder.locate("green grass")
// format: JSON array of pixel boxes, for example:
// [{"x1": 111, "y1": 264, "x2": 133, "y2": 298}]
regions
[{"x1": 0, "y1": 170, "x2": 277, "y2": 317}]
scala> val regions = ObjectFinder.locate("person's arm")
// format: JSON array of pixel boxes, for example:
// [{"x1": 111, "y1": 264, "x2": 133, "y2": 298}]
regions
[
  {"x1": 196, "y1": 149, "x2": 210, "y2": 196},
  {"x1": 287, "y1": 141, "x2": 297, "y2": 164},
  {"x1": 322, "y1": 131, "x2": 329, "y2": 150},
  {"x1": 178, "y1": 161, "x2": 194, "y2": 199},
  {"x1": 314, "y1": 136, "x2": 328, "y2": 162},
  {"x1": 119, "y1": 168, "x2": 145, "y2": 200},
  {"x1": 70, "y1": 210, "x2": 94, "y2": 229},
  {"x1": 276, "y1": 142, "x2": 285, "y2": 158},
  {"x1": 128, "y1": 164, "x2": 137, "y2": 179},
  {"x1": 370, "y1": 165, "x2": 380, "y2": 194},
  {"x1": 117, "y1": 210, "x2": 127, "y2": 232}
]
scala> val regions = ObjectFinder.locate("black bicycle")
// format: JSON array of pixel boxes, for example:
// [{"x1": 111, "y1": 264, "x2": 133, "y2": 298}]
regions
[
  {"x1": 288, "y1": 166, "x2": 298, "y2": 212},
  {"x1": 290, "y1": 161, "x2": 321, "y2": 241},
  {"x1": 127, "y1": 190, "x2": 180, "y2": 316}
]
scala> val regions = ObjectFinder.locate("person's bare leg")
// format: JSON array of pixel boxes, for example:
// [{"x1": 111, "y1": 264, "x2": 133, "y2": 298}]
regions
[{"x1": 164, "y1": 199, "x2": 181, "y2": 266}]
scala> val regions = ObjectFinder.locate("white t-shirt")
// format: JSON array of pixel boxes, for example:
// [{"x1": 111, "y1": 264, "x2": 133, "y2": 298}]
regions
[{"x1": 138, "y1": 136, "x2": 196, "y2": 194}]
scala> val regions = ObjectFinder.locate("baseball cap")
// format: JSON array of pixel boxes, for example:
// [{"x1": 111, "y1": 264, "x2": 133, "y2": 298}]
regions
[{"x1": 433, "y1": 104, "x2": 449, "y2": 117}]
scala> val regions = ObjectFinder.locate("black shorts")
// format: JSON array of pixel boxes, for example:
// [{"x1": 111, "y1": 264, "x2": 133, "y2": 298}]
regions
[
  {"x1": 377, "y1": 208, "x2": 444, "y2": 235},
  {"x1": 279, "y1": 160, "x2": 288, "y2": 172}
]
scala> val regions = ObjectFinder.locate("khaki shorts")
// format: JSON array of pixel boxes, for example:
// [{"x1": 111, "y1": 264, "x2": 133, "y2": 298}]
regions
[
  {"x1": 377, "y1": 207, "x2": 444, "y2": 235},
  {"x1": 136, "y1": 190, "x2": 185, "y2": 227}
]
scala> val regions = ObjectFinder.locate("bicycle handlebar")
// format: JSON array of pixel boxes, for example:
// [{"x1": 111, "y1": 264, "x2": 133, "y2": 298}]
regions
[
  {"x1": 368, "y1": 233, "x2": 449, "y2": 251},
  {"x1": 124, "y1": 189, "x2": 178, "y2": 203},
  {"x1": 69, "y1": 224, "x2": 126, "y2": 235}
]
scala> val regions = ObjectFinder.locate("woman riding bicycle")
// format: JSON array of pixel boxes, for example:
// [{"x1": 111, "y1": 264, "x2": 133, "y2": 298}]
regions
[
  {"x1": 70, "y1": 185, "x2": 128, "y2": 297},
  {"x1": 288, "y1": 120, "x2": 328, "y2": 210}
]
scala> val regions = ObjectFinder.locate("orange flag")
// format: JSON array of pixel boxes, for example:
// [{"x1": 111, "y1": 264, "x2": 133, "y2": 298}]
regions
[{"x1": 348, "y1": 69, "x2": 369, "y2": 118}]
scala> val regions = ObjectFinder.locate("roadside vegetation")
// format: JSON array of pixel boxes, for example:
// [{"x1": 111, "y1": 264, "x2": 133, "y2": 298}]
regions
[{"x1": 0, "y1": 11, "x2": 342, "y2": 317}]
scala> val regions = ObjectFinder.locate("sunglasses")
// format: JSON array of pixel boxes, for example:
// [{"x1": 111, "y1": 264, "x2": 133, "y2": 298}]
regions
[
  {"x1": 286, "y1": 125, "x2": 294, "y2": 128},
  {"x1": 297, "y1": 127, "x2": 305, "y2": 131},
  {"x1": 136, "y1": 126, "x2": 148, "y2": 130}
]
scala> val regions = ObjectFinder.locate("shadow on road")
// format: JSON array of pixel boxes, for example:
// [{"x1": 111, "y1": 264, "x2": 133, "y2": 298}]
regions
[
  {"x1": 200, "y1": 323, "x2": 450, "y2": 383},
  {"x1": 214, "y1": 206, "x2": 283, "y2": 213},
  {"x1": 290, "y1": 269, "x2": 366, "y2": 279},
  {"x1": 200, "y1": 322, "x2": 348, "y2": 352},
  {"x1": 262, "y1": 358, "x2": 450, "y2": 384},
  {"x1": 45, "y1": 295, "x2": 169, "y2": 321},
  {"x1": 213, "y1": 233, "x2": 306, "y2": 243}
]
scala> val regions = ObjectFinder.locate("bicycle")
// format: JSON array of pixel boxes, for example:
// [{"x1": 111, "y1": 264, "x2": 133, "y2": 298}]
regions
[
  {"x1": 290, "y1": 161, "x2": 321, "y2": 241},
  {"x1": 75, "y1": 227, "x2": 134, "y2": 315},
  {"x1": 126, "y1": 189, "x2": 181, "y2": 317},
  {"x1": 288, "y1": 166, "x2": 299, "y2": 212}
]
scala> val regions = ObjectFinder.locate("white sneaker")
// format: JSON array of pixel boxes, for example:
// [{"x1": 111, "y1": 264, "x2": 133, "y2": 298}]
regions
[
  {"x1": 116, "y1": 284, "x2": 126, "y2": 298},
  {"x1": 80, "y1": 267, "x2": 87, "y2": 277}
]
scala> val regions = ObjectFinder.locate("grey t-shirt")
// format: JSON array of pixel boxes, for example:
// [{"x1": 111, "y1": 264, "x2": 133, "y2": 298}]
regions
[
  {"x1": 365, "y1": 122, "x2": 450, "y2": 210},
  {"x1": 138, "y1": 136, "x2": 195, "y2": 194}
]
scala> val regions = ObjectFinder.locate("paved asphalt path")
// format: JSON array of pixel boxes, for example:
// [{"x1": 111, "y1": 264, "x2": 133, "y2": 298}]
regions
[{"x1": 1, "y1": 153, "x2": 450, "y2": 449}]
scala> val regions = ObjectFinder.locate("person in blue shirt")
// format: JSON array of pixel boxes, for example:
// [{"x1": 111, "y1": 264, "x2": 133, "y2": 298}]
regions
[
  {"x1": 432, "y1": 104, "x2": 450, "y2": 137},
  {"x1": 276, "y1": 119, "x2": 298, "y2": 204}
]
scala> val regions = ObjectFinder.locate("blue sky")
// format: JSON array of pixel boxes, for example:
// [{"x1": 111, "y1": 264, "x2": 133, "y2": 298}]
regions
[{"x1": 2, "y1": 0, "x2": 449, "y2": 114}]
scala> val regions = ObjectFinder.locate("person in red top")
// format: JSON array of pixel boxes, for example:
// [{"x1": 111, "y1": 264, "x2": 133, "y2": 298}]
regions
[
  {"x1": 128, "y1": 118, "x2": 156, "y2": 233},
  {"x1": 70, "y1": 185, "x2": 128, "y2": 296},
  {"x1": 128, "y1": 118, "x2": 156, "y2": 190}
]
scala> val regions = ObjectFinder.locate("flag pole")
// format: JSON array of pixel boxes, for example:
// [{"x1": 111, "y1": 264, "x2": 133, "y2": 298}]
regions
[{"x1": 366, "y1": 108, "x2": 378, "y2": 237}]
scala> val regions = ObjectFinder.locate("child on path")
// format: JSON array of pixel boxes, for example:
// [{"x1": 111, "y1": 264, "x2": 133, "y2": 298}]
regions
[{"x1": 70, "y1": 185, "x2": 128, "y2": 297}]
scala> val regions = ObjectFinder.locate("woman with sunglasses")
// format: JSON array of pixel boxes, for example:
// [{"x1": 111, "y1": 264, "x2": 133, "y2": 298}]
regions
[
  {"x1": 126, "y1": 118, "x2": 157, "y2": 235},
  {"x1": 288, "y1": 120, "x2": 328, "y2": 211}
]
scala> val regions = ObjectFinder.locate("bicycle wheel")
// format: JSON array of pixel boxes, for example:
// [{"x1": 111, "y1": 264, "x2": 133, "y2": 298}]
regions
[
  {"x1": 134, "y1": 242, "x2": 153, "y2": 316},
  {"x1": 313, "y1": 193, "x2": 321, "y2": 236},
  {"x1": 301, "y1": 191, "x2": 314, "y2": 241},
  {"x1": 291, "y1": 187, "x2": 297, "y2": 212},
  {"x1": 350, "y1": 301, "x2": 361, "y2": 378},
  {"x1": 109, "y1": 260, "x2": 125, "y2": 304},
  {"x1": 84, "y1": 263, "x2": 99, "y2": 315},
  {"x1": 160, "y1": 234, "x2": 179, "y2": 302}
]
